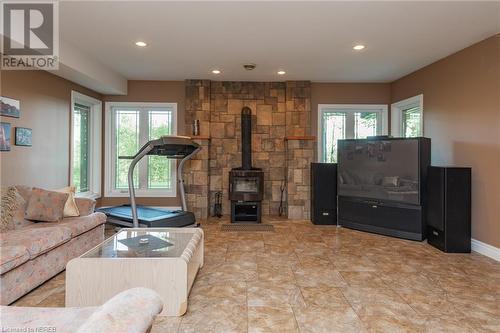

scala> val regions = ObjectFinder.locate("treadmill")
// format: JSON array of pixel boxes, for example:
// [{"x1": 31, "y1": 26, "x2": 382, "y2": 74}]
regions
[{"x1": 97, "y1": 135, "x2": 201, "y2": 228}]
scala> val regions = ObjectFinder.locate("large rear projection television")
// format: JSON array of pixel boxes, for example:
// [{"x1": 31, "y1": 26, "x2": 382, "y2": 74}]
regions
[{"x1": 337, "y1": 137, "x2": 431, "y2": 241}]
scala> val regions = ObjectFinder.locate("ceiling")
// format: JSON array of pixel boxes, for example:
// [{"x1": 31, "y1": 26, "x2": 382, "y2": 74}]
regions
[{"x1": 60, "y1": 1, "x2": 500, "y2": 83}]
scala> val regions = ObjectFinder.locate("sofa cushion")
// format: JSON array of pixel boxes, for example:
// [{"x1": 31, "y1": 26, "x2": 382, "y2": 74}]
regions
[
  {"x1": 76, "y1": 288, "x2": 163, "y2": 333},
  {"x1": 0, "y1": 225, "x2": 72, "y2": 259},
  {"x1": 8, "y1": 186, "x2": 33, "y2": 229},
  {"x1": 25, "y1": 188, "x2": 69, "y2": 222},
  {"x1": 57, "y1": 212, "x2": 107, "y2": 237},
  {"x1": 75, "y1": 198, "x2": 96, "y2": 217},
  {"x1": 0, "y1": 305, "x2": 95, "y2": 333},
  {"x1": 13, "y1": 186, "x2": 32, "y2": 203},
  {"x1": 0, "y1": 245, "x2": 30, "y2": 274}
]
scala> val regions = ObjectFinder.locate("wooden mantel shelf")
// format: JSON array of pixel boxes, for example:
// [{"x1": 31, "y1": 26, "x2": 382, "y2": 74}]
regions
[
  {"x1": 285, "y1": 136, "x2": 316, "y2": 141},
  {"x1": 189, "y1": 136, "x2": 211, "y2": 140}
]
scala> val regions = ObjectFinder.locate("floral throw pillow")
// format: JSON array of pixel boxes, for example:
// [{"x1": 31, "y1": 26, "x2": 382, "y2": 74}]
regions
[
  {"x1": 25, "y1": 188, "x2": 69, "y2": 222},
  {"x1": 1, "y1": 187, "x2": 21, "y2": 232}
]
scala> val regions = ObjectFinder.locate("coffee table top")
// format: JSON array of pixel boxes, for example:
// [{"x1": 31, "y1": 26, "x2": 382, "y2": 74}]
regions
[{"x1": 82, "y1": 228, "x2": 202, "y2": 258}]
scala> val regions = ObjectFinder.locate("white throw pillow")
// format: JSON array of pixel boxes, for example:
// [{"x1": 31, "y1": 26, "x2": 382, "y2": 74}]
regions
[{"x1": 56, "y1": 186, "x2": 80, "y2": 217}]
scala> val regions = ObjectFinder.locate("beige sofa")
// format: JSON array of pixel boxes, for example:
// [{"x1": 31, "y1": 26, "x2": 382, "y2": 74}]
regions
[
  {"x1": 0, "y1": 186, "x2": 106, "y2": 305},
  {"x1": 0, "y1": 287, "x2": 163, "y2": 333}
]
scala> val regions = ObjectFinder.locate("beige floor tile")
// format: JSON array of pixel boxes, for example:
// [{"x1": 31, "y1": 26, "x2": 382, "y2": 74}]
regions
[
  {"x1": 197, "y1": 261, "x2": 257, "y2": 284},
  {"x1": 359, "y1": 315, "x2": 427, "y2": 333},
  {"x1": 178, "y1": 302, "x2": 247, "y2": 333},
  {"x1": 247, "y1": 281, "x2": 304, "y2": 308},
  {"x1": 150, "y1": 316, "x2": 182, "y2": 333},
  {"x1": 11, "y1": 217, "x2": 500, "y2": 333},
  {"x1": 339, "y1": 271, "x2": 388, "y2": 288},
  {"x1": 293, "y1": 266, "x2": 347, "y2": 288},
  {"x1": 341, "y1": 287, "x2": 417, "y2": 318},
  {"x1": 294, "y1": 305, "x2": 366, "y2": 333},
  {"x1": 422, "y1": 315, "x2": 476, "y2": 333},
  {"x1": 189, "y1": 280, "x2": 247, "y2": 308},
  {"x1": 248, "y1": 305, "x2": 299, "y2": 333},
  {"x1": 257, "y1": 263, "x2": 296, "y2": 284},
  {"x1": 300, "y1": 286, "x2": 351, "y2": 309}
]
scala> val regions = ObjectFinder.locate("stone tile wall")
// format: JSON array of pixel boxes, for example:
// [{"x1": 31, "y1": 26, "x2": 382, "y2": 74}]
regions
[
  {"x1": 185, "y1": 80, "x2": 313, "y2": 219},
  {"x1": 286, "y1": 139, "x2": 315, "y2": 219},
  {"x1": 209, "y1": 81, "x2": 287, "y2": 216},
  {"x1": 183, "y1": 138, "x2": 210, "y2": 219},
  {"x1": 285, "y1": 81, "x2": 311, "y2": 136}
]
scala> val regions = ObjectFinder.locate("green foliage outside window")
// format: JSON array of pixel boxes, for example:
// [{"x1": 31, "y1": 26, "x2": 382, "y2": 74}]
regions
[
  {"x1": 114, "y1": 109, "x2": 173, "y2": 191},
  {"x1": 402, "y1": 107, "x2": 421, "y2": 137},
  {"x1": 148, "y1": 112, "x2": 172, "y2": 188},
  {"x1": 116, "y1": 111, "x2": 139, "y2": 188},
  {"x1": 72, "y1": 104, "x2": 90, "y2": 193}
]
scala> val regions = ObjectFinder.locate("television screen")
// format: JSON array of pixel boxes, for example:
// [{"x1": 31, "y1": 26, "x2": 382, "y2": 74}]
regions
[{"x1": 337, "y1": 139, "x2": 420, "y2": 205}]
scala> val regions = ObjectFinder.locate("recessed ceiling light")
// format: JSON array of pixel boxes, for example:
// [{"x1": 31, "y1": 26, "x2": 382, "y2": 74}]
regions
[
  {"x1": 212, "y1": 69, "x2": 221, "y2": 74},
  {"x1": 277, "y1": 70, "x2": 286, "y2": 75},
  {"x1": 353, "y1": 44, "x2": 365, "y2": 51},
  {"x1": 135, "y1": 41, "x2": 147, "y2": 47}
]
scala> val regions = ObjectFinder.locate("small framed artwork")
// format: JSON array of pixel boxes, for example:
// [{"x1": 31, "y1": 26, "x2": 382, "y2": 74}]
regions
[
  {"x1": 0, "y1": 122, "x2": 11, "y2": 151},
  {"x1": 0, "y1": 96, "x2": 20, "y2": 118},
  {"x1": 15, "y1": 127, "x2": 32, "y2": 146}
]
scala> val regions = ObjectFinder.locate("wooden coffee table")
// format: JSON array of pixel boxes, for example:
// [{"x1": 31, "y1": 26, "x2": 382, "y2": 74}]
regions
[{"x1": 66, "y1": 228, "x2": 204, "y2": 316}]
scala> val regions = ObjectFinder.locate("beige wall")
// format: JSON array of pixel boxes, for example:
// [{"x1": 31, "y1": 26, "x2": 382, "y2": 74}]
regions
[
  {"x1": 310, "y1": 82, "x2": 392, "y2": 138},
  {"x1": 0, "y1": 70, "x2": 102, "y2": 189},
  {"x1": 100, "y1": 80, "x2": 185, "y2": 207},
  {"x1": 391, "y1": 35, "x2": 500, "y2": 248}
]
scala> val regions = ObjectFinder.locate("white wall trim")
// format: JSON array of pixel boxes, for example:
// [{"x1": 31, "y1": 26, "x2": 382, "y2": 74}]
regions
[
  {"x1": 471, "y1": 239, "x2": 500, "y2": 262},
  {"x1": 391, "y1": 94, "x2": 423, "y2": 137},
  {"x1": 317, "y1": 104, "x2": 389, "y2": 162},
  {"x1": 104, "y1": 101, "x2": 178, "y2": 198},
  {"x1": 70, "y1": 91, "x2": 102, "y2": 199}
]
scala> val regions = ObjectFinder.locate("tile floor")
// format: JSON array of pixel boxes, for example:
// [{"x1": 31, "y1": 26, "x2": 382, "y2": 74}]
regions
[{"x1": 13, "y1": 217, "x2": 500, "y2": 332}]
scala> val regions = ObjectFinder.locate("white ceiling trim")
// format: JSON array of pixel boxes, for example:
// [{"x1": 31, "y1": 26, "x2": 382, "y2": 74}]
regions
[{"x1": 50, "y1": 40, "x2": 127, "y2": 95}]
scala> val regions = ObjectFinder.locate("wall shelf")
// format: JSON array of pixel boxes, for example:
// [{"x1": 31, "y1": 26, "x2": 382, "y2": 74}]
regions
[
  {"x1": 188, "y1": 136, "x2": 211, "y2": 140},
  {"x1": 285, "y1": 136, "x2": 316, "y2": 141}
]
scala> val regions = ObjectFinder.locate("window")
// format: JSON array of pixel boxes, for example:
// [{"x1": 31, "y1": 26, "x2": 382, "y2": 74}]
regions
[
  {"x1": 72, "y1": 103, "x2": 90, "y2": 192},
  {"x1": 391, "y1": 95, "x2": 423, "y2": 137},
  {"x1": 105, "y1": 102, "x2": 177, "y2": 197},
  {"x1": 70, "y1": 91, "x2": 102, "y2": 198},
  {"x1": 318, "y1": 104, "x2": 388, "y2": 163}
]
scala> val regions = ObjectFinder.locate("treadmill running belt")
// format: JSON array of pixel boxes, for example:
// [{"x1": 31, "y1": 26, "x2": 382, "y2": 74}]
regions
[{"x1": 99, "y1": 205, "x2": 182, "y2": 222}]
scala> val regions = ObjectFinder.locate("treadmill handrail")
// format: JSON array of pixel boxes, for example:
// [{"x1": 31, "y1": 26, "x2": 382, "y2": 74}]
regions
[{"x1": 127, "y1": 135, "x2": 201, "y2": 228}]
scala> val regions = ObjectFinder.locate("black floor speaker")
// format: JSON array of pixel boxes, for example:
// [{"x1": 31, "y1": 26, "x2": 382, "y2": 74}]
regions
[
  {"x1": 427, "y1": 166, "x2": 471, "y2": 253},
  {"x1": 310, "y1": 163, "x2": 337, "y2": 225}
]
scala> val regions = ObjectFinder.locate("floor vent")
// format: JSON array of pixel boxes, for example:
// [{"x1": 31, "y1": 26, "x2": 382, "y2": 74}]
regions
[{"x1": 221, "y1": 224, "x2": 275, "y2": 232}]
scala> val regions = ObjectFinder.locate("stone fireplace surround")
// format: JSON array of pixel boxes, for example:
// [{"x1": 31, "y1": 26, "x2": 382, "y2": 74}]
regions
[{"x1": 183, "y1": 80, "x2": 314, "y2": 220}]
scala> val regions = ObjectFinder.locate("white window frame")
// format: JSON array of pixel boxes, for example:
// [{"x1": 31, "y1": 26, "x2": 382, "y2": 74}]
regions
[
  {"x1": 317, "y1": 104, "x2": 389, "y2": 163},
  {"x1": 104, "y1": 102, "x2": 177, "y2": 198},
  {"x1": 70, "y1": 91, "x2": 102, "y2": 199},
  {"x1": 391, "y1": 94, "x2": 424, "y2": 137}
]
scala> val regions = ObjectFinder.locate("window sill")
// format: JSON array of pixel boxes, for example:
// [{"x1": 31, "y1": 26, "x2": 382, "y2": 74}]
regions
[
  {"x1": 76, "y1": 192, "x2": 101, "y2": 200},
  {"x1": 104, "y1": 190, "x2": 177, "y2": 198}
]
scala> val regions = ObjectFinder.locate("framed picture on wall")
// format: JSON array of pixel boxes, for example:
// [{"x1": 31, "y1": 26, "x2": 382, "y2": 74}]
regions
[
  {"x1": 0, "y1": 122, "x2": 11, "y2": 151},
  {"x1": 15, "y1": 127, "x2": 32, "y2": 146},
  {"x1": 0, "y1": 96, "x2": 20, "y2": 118}
]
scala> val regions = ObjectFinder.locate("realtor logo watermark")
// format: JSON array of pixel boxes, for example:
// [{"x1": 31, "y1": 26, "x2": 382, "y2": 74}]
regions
[{"x1": 1, "y1": 1, "x2": 59, "y2": 70}]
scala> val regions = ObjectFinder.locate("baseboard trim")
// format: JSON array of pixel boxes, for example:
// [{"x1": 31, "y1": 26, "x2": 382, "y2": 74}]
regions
[{"x1": 471, "y1": 239, "x2": 500, "y2": 262}]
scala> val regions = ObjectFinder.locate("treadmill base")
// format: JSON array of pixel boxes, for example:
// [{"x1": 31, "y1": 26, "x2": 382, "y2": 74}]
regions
[{"x1": 97, "y1": 205, "x2": 196, "y2": 228}]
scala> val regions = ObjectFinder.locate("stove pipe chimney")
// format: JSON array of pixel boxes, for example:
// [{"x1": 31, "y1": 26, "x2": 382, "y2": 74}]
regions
[{"x1": 241, "y1": 107, "x2": 252, "y2": 170}]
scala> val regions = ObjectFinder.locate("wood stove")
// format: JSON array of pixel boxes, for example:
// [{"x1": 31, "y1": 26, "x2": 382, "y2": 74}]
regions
[{"x1": 229, "y1": 107, "x2": 264, "y2": 223}]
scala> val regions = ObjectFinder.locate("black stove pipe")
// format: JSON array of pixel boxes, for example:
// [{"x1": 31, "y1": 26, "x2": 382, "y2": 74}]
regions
[{"x1": 241, "y1": 107, "x2": 252, "y2": 170}]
